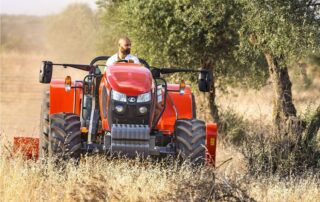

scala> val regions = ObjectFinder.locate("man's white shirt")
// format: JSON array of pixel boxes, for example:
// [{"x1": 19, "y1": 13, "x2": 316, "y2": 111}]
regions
[{"x1": 106, "y1": 53, "x2": 140, "y2": 67}]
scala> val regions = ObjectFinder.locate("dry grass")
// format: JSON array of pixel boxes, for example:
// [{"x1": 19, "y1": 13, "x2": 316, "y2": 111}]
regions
[
  {"x1": 0, "y1": 137, "x2": 218, "y2": 201},
  {"x1": 1, "y1": 137, "x2": 319, "y2": 201},
  {"x1": 247, "y1": 176, "x2": 320, "y2": 202}
]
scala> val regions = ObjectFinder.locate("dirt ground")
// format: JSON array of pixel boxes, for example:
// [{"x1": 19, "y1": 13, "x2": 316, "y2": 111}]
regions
[{"x1": 0, "y1": 53, "x2": 42, "y2": 138}]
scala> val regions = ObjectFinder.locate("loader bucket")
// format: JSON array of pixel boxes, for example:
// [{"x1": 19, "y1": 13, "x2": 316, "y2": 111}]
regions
[{"x1": 13, "y1": 137, "x2": 39, "y2": 160}]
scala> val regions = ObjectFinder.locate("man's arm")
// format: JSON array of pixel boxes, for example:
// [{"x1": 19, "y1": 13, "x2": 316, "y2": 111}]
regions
[{"x1": 129, "y1": 55, "x2": 140, "y2": 64}]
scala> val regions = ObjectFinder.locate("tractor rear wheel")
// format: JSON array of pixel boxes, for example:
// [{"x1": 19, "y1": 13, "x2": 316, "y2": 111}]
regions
[
  {"x1": 39, "y1": 89, "x2": 50, "y2": 158},
  {"x1": 48, "y1": 113, "x2": 82, "y2": 161},
  {"x1": 175, "y1": 119, "x2": 206, "y2": 164}
]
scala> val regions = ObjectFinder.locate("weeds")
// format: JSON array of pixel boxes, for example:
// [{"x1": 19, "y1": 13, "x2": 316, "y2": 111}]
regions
[
  {"x1": 218, "y1": 106, "x2": 320, "y2": 177},
  {"x1": 218, "y1": 107, "x2": 249, "y2": 145}
]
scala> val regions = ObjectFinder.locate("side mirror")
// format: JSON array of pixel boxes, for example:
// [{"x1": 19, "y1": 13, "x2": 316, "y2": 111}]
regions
[
  {"x1": 39, "y1": 61, "x2": 53, "y2": 83},
  {"x1": 198, "y1": 70, "x2": 212, "y2": 92}
]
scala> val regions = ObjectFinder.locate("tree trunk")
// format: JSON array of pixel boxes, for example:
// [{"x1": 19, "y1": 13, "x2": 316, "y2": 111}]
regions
[
  {"x1": 203, "y1": 58, "x2": 219, "y2": 123},
  {"x1": 208, "y1": 72, "x2": 219, "y2": 123},
  {"x1": 265, "y1": 53, "x2": 303, "y2": 135}
]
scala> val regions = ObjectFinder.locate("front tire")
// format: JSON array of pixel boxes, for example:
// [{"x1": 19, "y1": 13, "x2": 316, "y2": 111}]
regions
[
  {"x1": 175, "y1": 119, "x2": 206, "y2": 164},
  {"x1": 49, "y1": 113, "x2": 82, "y2": 161},
  {"x1": 39, "y1": 89, "x2": 50, "y2": 158}
]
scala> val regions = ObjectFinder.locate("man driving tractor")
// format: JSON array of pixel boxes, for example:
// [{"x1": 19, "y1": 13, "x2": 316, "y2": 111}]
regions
[{"x1": 106, "y1": 37, "x2": 140, "y2": 66}]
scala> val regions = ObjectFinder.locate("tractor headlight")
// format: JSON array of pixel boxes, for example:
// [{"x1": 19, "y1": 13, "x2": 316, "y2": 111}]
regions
[
  {"x1": 139, "y1": 106, "x2": 148, "y2": 114},
  {"x1": 137, "y1": 92, "x2": 151, "y2": 103},
  {"x1": 111, "y1": 90, "x2": 127, "y2": 102},
  {"x1": 115, "y1": 105, "x2": 124, "y2": 113}
]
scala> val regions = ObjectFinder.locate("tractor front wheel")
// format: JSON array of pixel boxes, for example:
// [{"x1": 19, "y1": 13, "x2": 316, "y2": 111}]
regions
[
  {"x1": 49, "y1": 113, "x2": 82, "y2": 161},
  {"x1": 175, "y1": 119, "x2": 206, "y2": 164},
  {"x1": 39, "y1": 89, "x2": 50, "y2": 158}
]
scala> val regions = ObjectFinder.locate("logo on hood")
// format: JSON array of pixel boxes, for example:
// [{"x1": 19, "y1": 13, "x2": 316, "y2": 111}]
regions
[{"x1": 128, "y1": 97, "x2": 136, "y2": 103}]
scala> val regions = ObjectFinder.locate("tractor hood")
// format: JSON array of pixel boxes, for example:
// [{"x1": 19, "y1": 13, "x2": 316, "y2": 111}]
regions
[{"x1": 105, "y1": 64, "x2": 153, "y2": 96}]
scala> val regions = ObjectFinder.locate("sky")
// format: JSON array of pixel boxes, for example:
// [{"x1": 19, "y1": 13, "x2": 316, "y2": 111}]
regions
[{"x1": 0, "y1": 0, "x2": 97, "y2": 16}]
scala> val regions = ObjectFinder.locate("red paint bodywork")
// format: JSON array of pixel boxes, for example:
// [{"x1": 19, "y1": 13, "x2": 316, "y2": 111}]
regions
[
  {"x1": 206, "y1": 123, "x2": 218, "y2": 166},
  {"x1": 99, "y1": 64, "x2": 155, "y2": 130},
  {"x1": 98, "y1": 64, "x2": 194, "y2": 133},
  {"x1": 106, "y1": 63, "x2": 153, "y2": 95},
  {"x1": 49, "y1": 80, "x2": 82, "y2": 116},
  {"x1": 48, "y1": 65, "x2": 194, "y2": 135},
  {"x1": 156, "y1": 85, "x2": 193, "y2": 134}
]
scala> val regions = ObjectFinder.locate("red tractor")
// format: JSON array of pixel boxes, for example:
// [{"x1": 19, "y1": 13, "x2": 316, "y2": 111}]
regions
[{"x1": 35, "y1": 56, "x2": 217, "y2": 165}]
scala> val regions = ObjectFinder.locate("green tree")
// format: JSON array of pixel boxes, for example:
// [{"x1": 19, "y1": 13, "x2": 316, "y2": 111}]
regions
[
  {"x1": 95, "y1": 1, "x2": 126, "y2": 55},
  {"x1": 98, "y1": 0, "x2": 268, "y2": 123},
  {"x1": 237, "y1": 0, "x2": 320, "y2": 134}
]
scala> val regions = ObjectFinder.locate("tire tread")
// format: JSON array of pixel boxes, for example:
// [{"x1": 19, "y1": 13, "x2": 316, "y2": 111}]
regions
[{"x1": 175, "y1": 119, "x2": 206, "y2": 164}]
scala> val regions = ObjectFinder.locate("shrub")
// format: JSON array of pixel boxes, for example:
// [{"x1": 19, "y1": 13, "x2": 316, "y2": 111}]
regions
[
  {"x1": 218, "y1": 106, "x2": 320, "y2": 176},
  {"x1": 218, "y1": 107, "x2": 249, "y2": 145},
  {"x1": 241, "y1": 107, "x2": 320, "y2": 176}
]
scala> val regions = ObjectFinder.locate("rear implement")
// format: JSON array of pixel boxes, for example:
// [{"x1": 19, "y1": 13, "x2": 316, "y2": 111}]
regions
[{"x1": 13, "y1": 137, "x2": 39, "y2": 160}]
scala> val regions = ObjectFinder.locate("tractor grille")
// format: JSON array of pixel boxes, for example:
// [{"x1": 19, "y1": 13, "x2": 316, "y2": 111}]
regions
[
  {"x1": 109, "y1": 100, "x2": 152, "y2": 125},
  {"x1": 111, "y1": 124, "x2": 150, "y2": 156}
]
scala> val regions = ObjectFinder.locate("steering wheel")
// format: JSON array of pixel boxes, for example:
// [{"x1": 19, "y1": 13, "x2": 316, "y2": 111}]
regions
[
  {"x1": 138, "y1": 58, "x2": 150, "y2": 69},
  {"x1": 116, "y1": 59, "x2": 129, "y2": 63},
  {"x1": 116, "y1": 58, "x2": 151, "y2": 69}
]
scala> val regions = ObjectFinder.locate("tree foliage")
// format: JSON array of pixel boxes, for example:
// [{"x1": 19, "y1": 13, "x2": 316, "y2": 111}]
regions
[
  {"x1": 98, "y1": 0, "x2": 319, "y2": 128},
  {"x1": 236, "y1": 0, "x2": 320, "y2": 135},
  {"x1": 95, "y1": 1, "x2": 123, "y2": 55},
  {"x1": 99, "y1": 0, "x2": 268, "y2": 88},
  {"x1": 237, "y1": 0, "x2": 320, "y2": 65}
]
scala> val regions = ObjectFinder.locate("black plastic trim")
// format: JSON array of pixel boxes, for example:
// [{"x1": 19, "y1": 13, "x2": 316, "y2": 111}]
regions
[
  {"x1": 153, "y1": 78, "x2": 167, "y2": 128},
  {"x1": 108, "y1": 91, "x2": 152, "y2": 126}
]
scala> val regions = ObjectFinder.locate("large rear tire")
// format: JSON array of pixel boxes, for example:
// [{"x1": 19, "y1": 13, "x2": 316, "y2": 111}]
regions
[
  {"x1": 175, "y1": 119, "x2": 206, "y2": 164},
  {"x1": 49, "y1": 113, "x2": 82, "y2": 161},
  {"x1": 39, "y1": 89, "x2": 50, "y2": 158}
]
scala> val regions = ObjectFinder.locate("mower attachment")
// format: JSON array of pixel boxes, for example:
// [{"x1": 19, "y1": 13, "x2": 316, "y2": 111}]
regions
[
  {"x1": 13, "y1": 137, "x2": 39, "y2": 160},
  {"x1": 206, "y1": 123, "x2": 218, "y2": 166}
]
